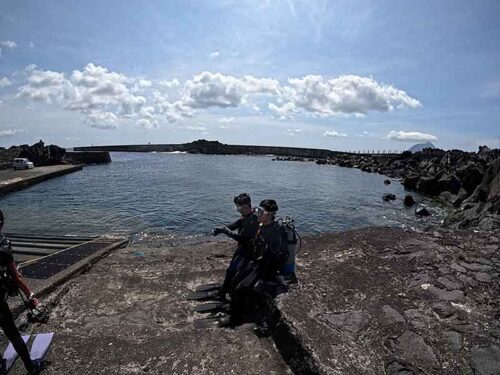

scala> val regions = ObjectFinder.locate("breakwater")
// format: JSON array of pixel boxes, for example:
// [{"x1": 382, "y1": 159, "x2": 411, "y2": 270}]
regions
[{"x1": 74, "y1": 139, "x2": 399, "y2": 159}]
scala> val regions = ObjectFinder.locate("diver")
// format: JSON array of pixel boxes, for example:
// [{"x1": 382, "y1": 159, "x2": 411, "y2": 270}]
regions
[
  {"x1": 0, "y1": 210, "x2": 44, "y2": 374},
  {"x1": 211, "y1": 193, "x2": 259, "y2": 299},
  {"x1": 230, "y1": 199, "x2": 289, "y2": 335}
]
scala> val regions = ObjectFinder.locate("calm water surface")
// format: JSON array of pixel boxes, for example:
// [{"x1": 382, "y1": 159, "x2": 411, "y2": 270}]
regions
[{"x1": 0, "y1": 152, "x2": 447, "y2": 238}]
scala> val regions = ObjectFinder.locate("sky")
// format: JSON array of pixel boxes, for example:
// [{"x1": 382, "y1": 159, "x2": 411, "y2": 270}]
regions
[{"x1": 0, "y1": 0, "x2": 499, "y2": 151}]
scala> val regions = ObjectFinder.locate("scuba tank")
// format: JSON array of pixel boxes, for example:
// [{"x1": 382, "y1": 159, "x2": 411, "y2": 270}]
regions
[{"x1": 278, "y1": 217, "x2": 299, "y2": 279}]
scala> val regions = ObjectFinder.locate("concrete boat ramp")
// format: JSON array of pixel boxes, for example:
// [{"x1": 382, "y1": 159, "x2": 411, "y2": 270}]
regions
[{"x1": 0, "y1": 165, "x2": 82, "y2": 197}]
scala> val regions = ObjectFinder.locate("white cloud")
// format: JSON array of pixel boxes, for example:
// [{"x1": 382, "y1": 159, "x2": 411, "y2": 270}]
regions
[
  {"x1": 0, "y1": 128, "x2": 27, "y2": 137},
  {"x1": 159, "y1": 78, "x2": 180, "y2": 88},
  {"x1": 0, "y1": 41, "x2": 17, "y2": 49},
  {"x1": 286, "y1": 128, "x2": 304, "y2": 136},
  {"x1": 270, "y1": 75, "x2": 421, "y2": 118},
  {"x1": 387, "y1": 130, "x2": 438, "y2": 142},
  {"x1": 0, "y1": 77, "x2": 12, "y2": 88},
  {"x1": 14, "y1": 66, "x2": 421, "y2": 130},
  {"x1": 0, "y1": 41, "x2": 17, "y2": 58},
  {"x1": 182, "y1": 71, "x2": 279, "y2": 109},
  {"x1": 18, "y1": 63, "x2": 149, "y2": 129},
  {"x1": 29, "y1": 41, "x2": 35, "y2": 48},
  {"x1": 219, "y1": 116, "x2": 234, "y2": 123},
  {"x1": 84, "y1": 112, "x2": 118, "y2": 129},
  {"x1": 186, "y1": 125, "x2": 207, "y2": 131},
  {"x1": 209, "y1": 51, "x2": 220, "y2": 59},
  {"x1": 324, "y1": 130, "x2": 347, "y2": 137},
  {"x1": 137, "y1": 79, "x2": 152, "y2": 88}
]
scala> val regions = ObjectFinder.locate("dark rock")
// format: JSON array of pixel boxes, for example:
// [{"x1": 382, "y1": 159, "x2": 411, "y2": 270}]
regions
[
  {"x1": 474, "y1": 272, "x2": 493, "y2": 283},
  {"x1": 379, "y1": 305, "x2": 405, "y2": 326},
  {"x1": 415, "y1": 207, "x2": 431, "y2": 216},
  {"x1": 0, "y1": 140, "x2": 66, "y2": 167},
  {"x1": 471, "y1": 345, "x2": 500, "y2": 375},
  {"x1": 442, "y1": 331, "x2": 462, "y2": 351},
  {"x1": 432, "y1": 302, "x2": 456, "y2": 318},
  {"x1": 437, "y1": 276, "x2": 462, "y2": 291},
  {"x1": 403, "y1": 195, "x2": 416, "y2": 207},
  {"x1": 383, "y1": 194, "x2": 397, "y2": 202},
  {"x1": 384, "y1": 179, "x2": 391, "y2": 185},
  {"x1": 438, "y1": 174, "x2": 462, "y2": 195},
  {"x1": 320, "y1": 311, "x2": 371, "y2": 334},
  {"x1": 426, "y1": 285, "x2": 464, "y2": 301},
  {"x1": 403, "y1": 175, "x2": 419, "y2": 190},
  {"x1": 417, "y1": 176, "x2": 440, "y2": 196},
  {"x1": 389, "y1": 331, "x2": 439, "y2": 372}
]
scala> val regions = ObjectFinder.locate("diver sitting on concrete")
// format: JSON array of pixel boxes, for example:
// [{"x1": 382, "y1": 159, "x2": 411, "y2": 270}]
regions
[
  {"x1": 211, "y1": 193, "x2": 259, "y2": 299},
  {"x1": 0, "y1": 210, "x2": 44, "y2": 374},
  {"x1": 229, "y1": 199, "x2": 289, "y2": 335}
]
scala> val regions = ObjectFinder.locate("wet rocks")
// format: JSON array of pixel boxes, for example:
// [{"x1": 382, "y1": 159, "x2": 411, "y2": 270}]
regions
[
  {"x1": 415, "y1": 206, "x2": 431, "y2": 216},
  {"x1": 403, "y1": 195, "x2": 416, "y2": 207},
  {"x1": 383, "y1": 193, "x2": 397, "y2": 202},
  {"x1": 384, "y1": 179, "x2": 391, "y2": 185},
  {"x1": 426, "y1": 285, "x2": 465, "y2": 301}
]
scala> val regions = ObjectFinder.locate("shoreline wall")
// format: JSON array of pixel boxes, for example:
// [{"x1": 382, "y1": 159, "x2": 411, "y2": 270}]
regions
[{"x1": 74, "y1": 139, "x2": 401, "y2": 159}]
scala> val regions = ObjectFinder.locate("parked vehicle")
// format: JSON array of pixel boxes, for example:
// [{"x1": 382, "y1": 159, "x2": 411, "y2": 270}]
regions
[{"x1": 12, "y1": 158, "x2": 35, "y2": 170}]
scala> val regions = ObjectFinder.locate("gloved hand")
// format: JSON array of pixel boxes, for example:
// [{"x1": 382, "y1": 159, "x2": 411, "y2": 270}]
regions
[
  {"x1": 28, "y1": 296, "x2": 39, "y2": 309},
  {"x1": 211, "y1": 227, "x2": 224, "y2": 236}
]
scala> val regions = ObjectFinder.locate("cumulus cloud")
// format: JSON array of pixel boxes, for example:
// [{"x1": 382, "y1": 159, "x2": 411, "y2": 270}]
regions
[
  {"x1": 209, "y1": 51, "x2": 220, "y2": 59},
  {"x1": 0, "y1": 77, "x2": 12, "y2": 88},
  {"x1": 159, "y1": 78, "x2": 180, "y2": 88},
  {"x1": 387, "y1": 130, "x2": 438, "y2": 142},
  {"x1": 270, "y1": 75, "x2": 421, "y2": 118},
  {"x1": 84, "y1": 112, "x2": 119, "y2": 129},
  {"x1": 286, "y1": 128, "x2": 304, "y2": 136},
  {"x1": 324, "y1": 130, "x2": 347, "y2": 137},
  {"x1": 15, "y1": 66, "x2": 421, "y2": 130},
  {"x1": 0, "y1": 128, "x2": 27, "y2": 137},
  {"x1": 18, "y1": 63, "x2": 150, "y2": 128},
  {"x1": 219, "y1": 116, "x2": 234, "y2": 123},
  {"x1": 0, "y1": 40, "x2": 17, "y2": 57},
  {"x1": 182, "y1": 72, "x2": 279, "y2": 109}
]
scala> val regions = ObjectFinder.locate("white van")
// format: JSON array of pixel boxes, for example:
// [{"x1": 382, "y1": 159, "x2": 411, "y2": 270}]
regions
[{"x1": 12, "y1": 158, "x2": 35, "y2": 170}]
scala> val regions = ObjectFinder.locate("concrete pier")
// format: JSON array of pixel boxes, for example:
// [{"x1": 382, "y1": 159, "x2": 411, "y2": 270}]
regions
[{"x1": 0, "y1": 165, "x2": 82, "y2": 197}]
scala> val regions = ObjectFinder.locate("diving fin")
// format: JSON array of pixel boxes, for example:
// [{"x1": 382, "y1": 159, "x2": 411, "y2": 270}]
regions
[
  {"x1": 193, "y1": 314, "x2": 231, "y2": 329},
  {"x1": 194, "y1": 283, "x2": 222, "y2": 293},
  {"x1": 1, "y1": 335, "x2": 29, "y2": 373},
  {"x1": 29, "y1": 333, "x2": 54, "y2": 361},
  {"x1": 192, "y1": 302, "x2": 228, "y2": 314},
  {"x1": 186, "y1": 289, "x2": 222, "y2": 301}
]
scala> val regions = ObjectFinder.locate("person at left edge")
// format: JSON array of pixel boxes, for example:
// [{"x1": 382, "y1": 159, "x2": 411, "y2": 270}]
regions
[
  {"x1": 211, "y1": 193, "x2": 259, "y2": 298},
  {"x1": 0, "y1": 209, "x2": 44, "y2": 374}
]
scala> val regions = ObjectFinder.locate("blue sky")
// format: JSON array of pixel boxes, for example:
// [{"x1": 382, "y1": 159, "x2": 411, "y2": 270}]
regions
[{"x1": 0, "y1": 0, "x2": 499, "y2": 151}]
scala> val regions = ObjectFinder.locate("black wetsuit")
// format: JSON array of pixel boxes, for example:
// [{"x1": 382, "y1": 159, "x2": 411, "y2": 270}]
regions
[
  {"x1": 220, "y1": 213, "x2": 259, "y2": 294},
  {"x1": 230, "y1": 221, "x2": 288, "y2": 327},
  {"x1": 0, "y1": 235, "x2": 33, "y2": 370}
]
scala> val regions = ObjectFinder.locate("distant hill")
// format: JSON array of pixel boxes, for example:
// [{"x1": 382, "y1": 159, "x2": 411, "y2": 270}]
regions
[{"x1": 407, "y1": 142, "x2": 436, "y2": 153}]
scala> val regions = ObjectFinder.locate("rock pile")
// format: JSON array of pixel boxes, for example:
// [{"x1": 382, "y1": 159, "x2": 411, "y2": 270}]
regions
[{"x1": 0, "y1": 140, "x2": 66, "y2": 168}]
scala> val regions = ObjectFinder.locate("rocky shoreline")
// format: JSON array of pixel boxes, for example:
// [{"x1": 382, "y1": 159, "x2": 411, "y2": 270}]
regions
[
  {"x1": 10, "y1": 226, "x2": 498, "y2": 375},
  {"x1": 0, "y1": 140, "x2": 66, "y2": 169},
  {"x1": 275, "y1": 146, "x2": 500, "y2": 231}
]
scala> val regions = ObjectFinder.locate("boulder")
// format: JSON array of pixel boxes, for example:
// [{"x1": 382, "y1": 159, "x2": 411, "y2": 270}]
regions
[
  {"x1": 384, "y1": 179, "x2": 391, "y2": 185},
  {"x1": 415, "y1": 207, "x2": 431, "y2": 216},
  {"x1": 437, "y1": 174, "x2": 462, "y2": 195},
  {"x1": 416, "y1": 176, "x2": 440, "y2": 196},
  {"x1": 383, "y1": 194, "x2": 397, "y2": 202},
  {"x1": 403, "y1": 195, "x2": 416, "y2": 207},
  {"x1": 403, "y1": 175, "x2": 419, "y2": 190}
]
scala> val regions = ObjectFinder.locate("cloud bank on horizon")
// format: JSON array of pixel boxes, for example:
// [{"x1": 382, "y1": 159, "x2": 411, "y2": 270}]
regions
[{"x1": 0, "y1": 1, "x2": 499, "y2": 151}]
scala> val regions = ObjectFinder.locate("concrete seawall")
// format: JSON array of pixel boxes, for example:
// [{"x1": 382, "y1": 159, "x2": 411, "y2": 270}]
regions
[
  {"x1": 74, "y1": 140, "x2": 400, "y2": 159},
  {"x1": 65, "y1": 151, "x2": 111, "y2": 165},
  {"x1": 0, "y1": 165, "x2": 83, "y2": 197}
]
